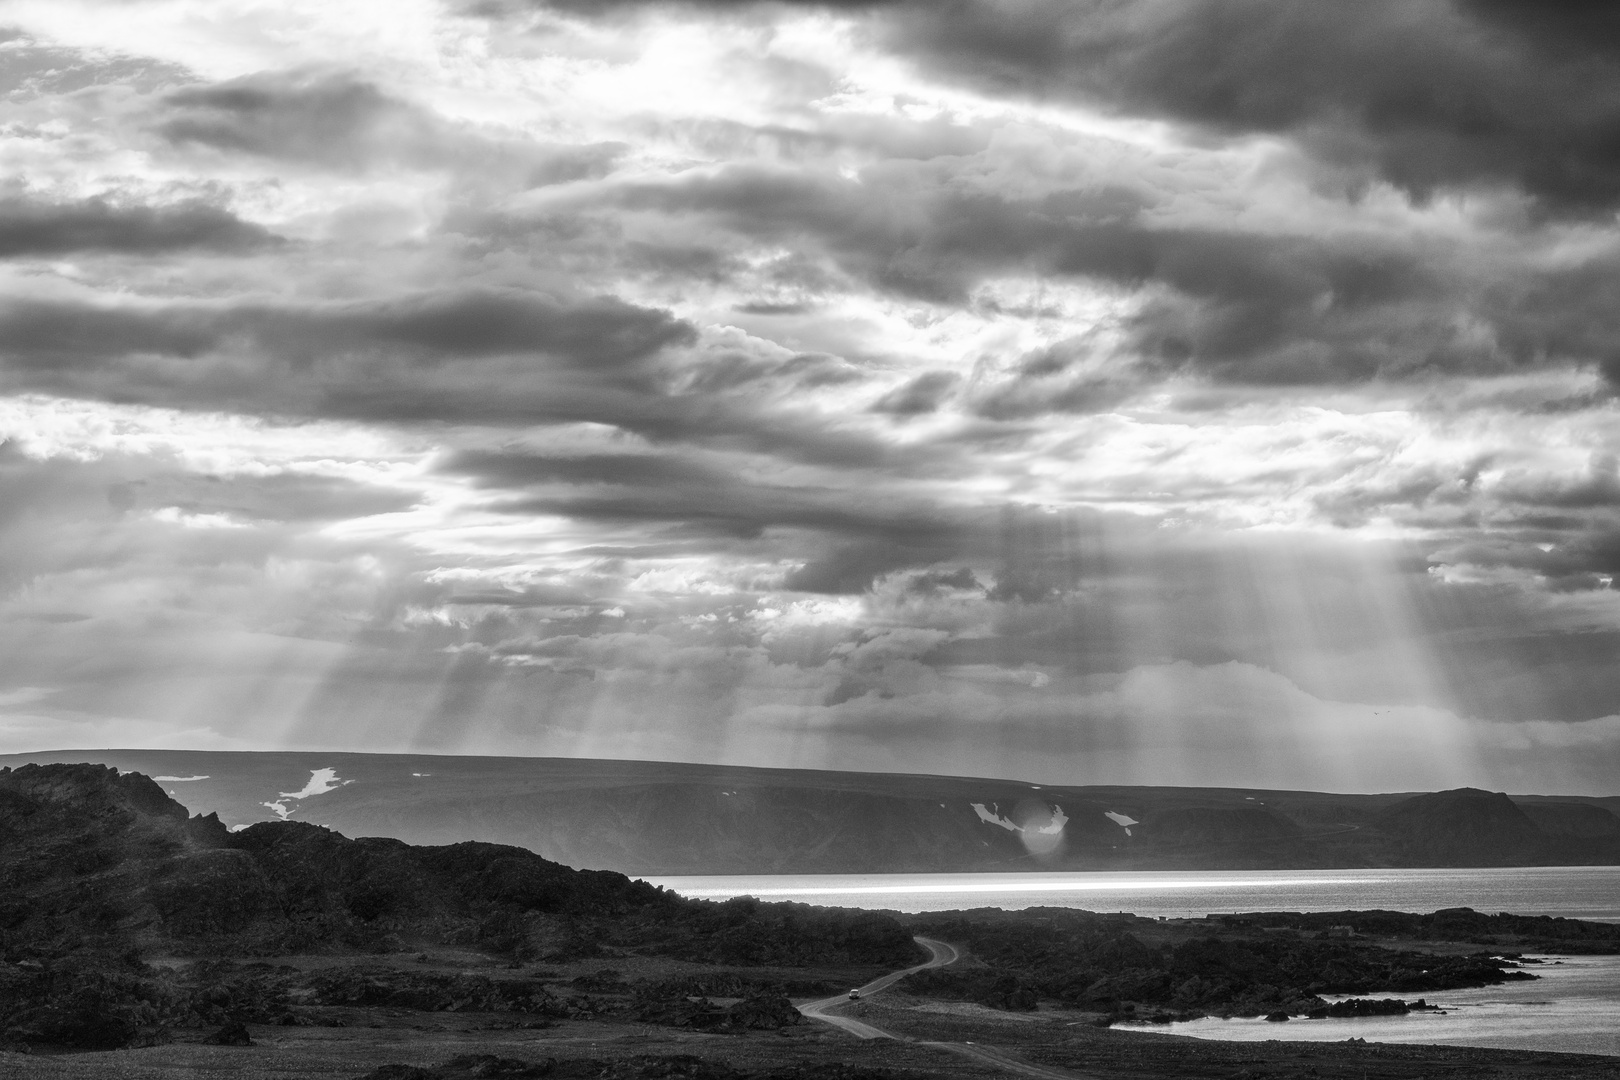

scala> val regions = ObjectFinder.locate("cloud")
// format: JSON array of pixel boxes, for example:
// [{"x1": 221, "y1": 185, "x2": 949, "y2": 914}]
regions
[
  {"x1": 156, "y1": 67, "x2": 626, "y2": 183},
  {"x1": 0, "y1": 30, "x2": 192, "y2": 101},
  {"x1": 158, "y1": 69, "x2": 439, "y2": 168},
  {"x1": 525, "y1": 0, "x2": 1620, "y2": 216},
  {"x1": 0, "y1": 289, "x2": 697, "y2": 421},
  {"x1": 505, "y1": 0, "x2": 1620, "y2": 210},
  {"x1": 444, "y1": 449, "x2": 736, "y2": 489},
  {"x1": 606, "y1": 163, "x2": 1613, "y2": 386},
  {"x1": 871, "y1": 371, "x2": 958, "y2": 416},
  {"x1": 0, "y1": 194, "x2": 280, "y2": 256},
  {"x1": 865, "y1": 0, "x2": 1620, "y2": 215},
  {"x1": 449, "y1": 444, "x2": 977, "y2": 584},
  {"x1": 4, "y1": 1, "x2": 1620, "y2": 787}
]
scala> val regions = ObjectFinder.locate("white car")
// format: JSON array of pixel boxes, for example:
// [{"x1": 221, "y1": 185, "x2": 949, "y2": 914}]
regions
[{"x1": 847, "y1": 989, "x2": 861, "y2": 1000}]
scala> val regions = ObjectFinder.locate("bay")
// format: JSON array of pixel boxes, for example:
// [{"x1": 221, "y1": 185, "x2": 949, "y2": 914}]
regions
[
  {"x1": 1116, "y1": 954, "x2": 1620, "y2": 1058},
  {"x1": 649, "y1": 865, "x2": 1620, "y2": 920}
]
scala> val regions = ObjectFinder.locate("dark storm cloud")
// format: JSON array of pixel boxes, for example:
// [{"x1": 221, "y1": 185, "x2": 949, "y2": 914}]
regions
[
  {"x1": 614, "y1": 166, "x2": 1489, "y2": 383},
  {"x1": 323, "y1": 372, "x2": 904, "y2": 471},
  {"x1": 529, "y1": 0, "x2": 1620, "y2": 214},
  {"x1": 1430, "y1": 522, "x2": 1620, "y2": 593},
  {"x1": 678, "y1": 350, "x2": 860, "y2": 394},
  {"x1": 905, "y1": 566, "x2": 981, "y2": 594},
  {"x1": 159, "y1": 70, "x2": 436, "y2": 167},
  {"x1": 602, "y1": 158, "x2": 1620, "y2": 386},
  {"x1": 1497, "y1": 454, "x2": 1620, "y2": 511},
  {"x1": 864, "y1": 0, "x2": 1620, "y2": 214},
  {"x1": 0, "y1": 196, "x2": 279, "y2": 257},
  {"x1": 870, "y1": 371, "x2": 957, "y2": 416},
  {"x1": 489, "y1": 469, "x2": 962, "y2": 546},
  {"x1": 441, "y1": 448, "x2": 1174, "y2": 599},
  {"x1": 443, "y1": 446, "x2": 983, "y2": 589},
  {"x1": 1317, "y1": 450, "x2": 1620, "y2": 593},
  {"x1": 968, "y1": 339, "x2": 1144, "y2": 419},
  {"x1": 443, "y1": 449, "x2": 734, "y2": 489},
  {"x1": 0, "y1": 291, "x2": 921, "y2": 470},
  {"x1": 0, "y1": 289, "x2": 693, "y2": 371},
  {"x1": 0, "y1": 290, "x2": 718, "y2": 446},
  {"x1": 158, "y1": 68, "x2": 624, "y2": 182},
  {"x1": 1481, "y1": 255, "x2": 1620, "y2": 385},
  {"x1": 781, "y1": 541, "x2": 940, "y2": 593}
]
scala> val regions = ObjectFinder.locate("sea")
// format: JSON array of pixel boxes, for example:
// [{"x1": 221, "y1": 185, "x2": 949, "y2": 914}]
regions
[
  {"x1": 648, "y1": 867, "x2": 1620, "y2": 1057},
  {"x1": 649, "y1": 866, "x2": 1620, "y2": 921}
]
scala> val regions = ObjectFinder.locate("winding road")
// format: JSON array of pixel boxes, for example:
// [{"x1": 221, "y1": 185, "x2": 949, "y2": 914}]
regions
[
  {"x1": 798, "y1": 936, "x2": 961, "y2": 1037},
  {"x1": 797, "y1": 936, "x2": 1098, "y2": 1079}
]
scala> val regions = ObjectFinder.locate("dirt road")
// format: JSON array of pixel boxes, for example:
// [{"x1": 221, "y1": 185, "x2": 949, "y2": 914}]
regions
[
  {"x1": 797, "y1": 937, "x2": 1098, "y2": 1079},
  {"x1": 797, "y1": 936, "x2": 960, "y2": 1038}
]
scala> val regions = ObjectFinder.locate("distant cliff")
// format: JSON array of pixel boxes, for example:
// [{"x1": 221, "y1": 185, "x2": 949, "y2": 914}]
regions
[{"x1": 3, "y1": 750, "x2": 1617, "y2": 874}]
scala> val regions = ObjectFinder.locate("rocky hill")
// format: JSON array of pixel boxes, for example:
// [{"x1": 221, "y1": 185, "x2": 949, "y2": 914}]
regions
[
  {"x1": 2, "y1": 751, "x2": 1616, "y2": 873},
  {"x1": 0, "y1": 763, "x2": 916, "y2": 963},
  {"x1": 1370, "y1": 788, "x2": 1550, "y2": 865},
  {"x1": 0, "y1": 763, "x2": 921, "y2": 1051}
]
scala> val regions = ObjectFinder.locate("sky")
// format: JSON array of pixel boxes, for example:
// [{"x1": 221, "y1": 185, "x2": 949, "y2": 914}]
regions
[{"x1": 2, "y1": 0, "x2": 1619, "y2": 793}]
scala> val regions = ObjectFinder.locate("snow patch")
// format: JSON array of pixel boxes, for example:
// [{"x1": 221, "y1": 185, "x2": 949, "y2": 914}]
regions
[
  {"x1": 1036, "y1": 805, "x2": 1069, "y2": 835},
  {"x1": 972, "y1": 802, "x2": 1021, "y2": 831},
  {"x1": 262, "y1": 767, "x2": 351, "y2": 820},
  {"x1": 1104, "y1": 810, "x2": 1138, "y2": 836},
  {"x1": 971, "y1": 801, "x2": 1069, "y2": 855}
]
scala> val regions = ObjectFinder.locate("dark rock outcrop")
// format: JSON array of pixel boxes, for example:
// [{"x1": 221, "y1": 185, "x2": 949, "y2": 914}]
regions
[
  {"x1": 204, "y1": 1019, "x2": 253, "y2": 1045},
  {"x1": 724, "y1": 994, "x2": 803, "y2": 1030},
  {"x1": 1318, "y1": 997, "x2": 1409, "y2": 1018},
  {"x1": 902, "y1": 905, "x2": 1578, "y2": 1020}
]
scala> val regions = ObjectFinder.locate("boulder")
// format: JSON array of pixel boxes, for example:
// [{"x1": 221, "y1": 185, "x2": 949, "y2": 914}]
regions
[{"x1": 205, "y1": 1019, "x2": 253, "y2": 1045}]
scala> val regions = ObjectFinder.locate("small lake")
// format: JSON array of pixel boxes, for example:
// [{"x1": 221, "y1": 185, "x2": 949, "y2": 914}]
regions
[
  {"x1": 648, "y1": 865, "x2": 1620, "y2": 920},
  {"x1": 1116, "y1": 954, "x2": 1620, "y2": 1058}
]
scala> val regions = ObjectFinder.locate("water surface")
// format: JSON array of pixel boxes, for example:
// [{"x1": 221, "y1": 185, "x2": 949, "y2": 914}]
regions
[
  {"x1": 1116, "y1": 954, "x2": 1620, "y2": 1058},
  {"x1": 650, "y1": 865, "x2": 1620, "y2": 920}
]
